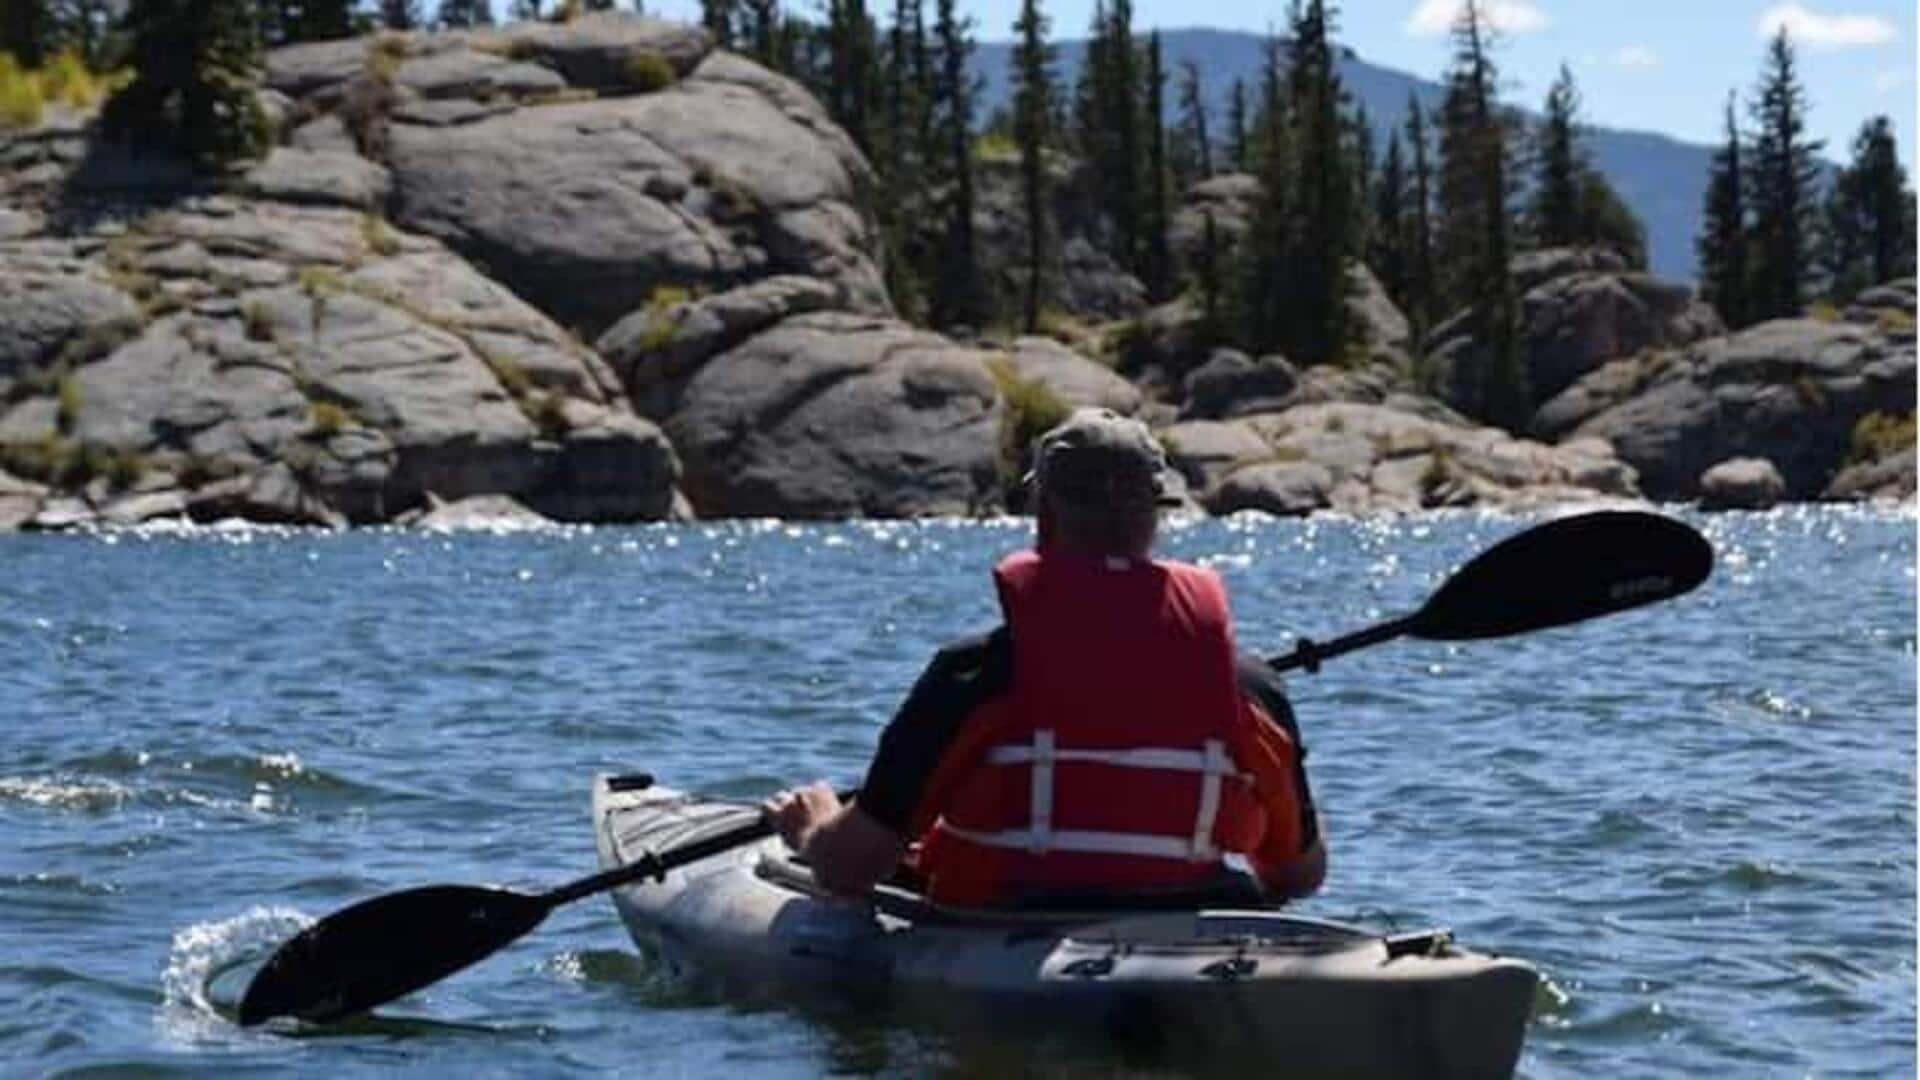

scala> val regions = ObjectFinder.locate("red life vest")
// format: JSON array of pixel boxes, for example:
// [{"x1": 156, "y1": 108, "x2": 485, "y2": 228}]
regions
[{"x1": 916, "y1": 549, "x2": 1269, "y2": 905}]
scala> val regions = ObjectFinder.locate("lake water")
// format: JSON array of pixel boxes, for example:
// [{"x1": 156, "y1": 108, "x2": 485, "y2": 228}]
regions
[{"x1": 1, "y1": 507, "x2": 1912, "y2": 1077}]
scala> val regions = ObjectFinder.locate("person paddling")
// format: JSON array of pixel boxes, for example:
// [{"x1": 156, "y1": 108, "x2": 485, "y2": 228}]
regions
[{"x1": 764, "y1": 408, "x2": 1326, "y2": 906}]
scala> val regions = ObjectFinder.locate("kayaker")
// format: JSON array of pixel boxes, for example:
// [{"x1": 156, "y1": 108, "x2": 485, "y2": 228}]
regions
[{"x1": 764, "y1": 407, "x2": 1326, "y2": 906}]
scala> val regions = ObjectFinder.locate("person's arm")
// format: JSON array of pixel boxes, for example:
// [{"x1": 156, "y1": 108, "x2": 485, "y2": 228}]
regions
[
  {"x1": 1233, "y1": 654, "x2": 1328, "y2": 899},
  {"x1": 764, "y1": 629, "x2": 1010, "y2": 897}
]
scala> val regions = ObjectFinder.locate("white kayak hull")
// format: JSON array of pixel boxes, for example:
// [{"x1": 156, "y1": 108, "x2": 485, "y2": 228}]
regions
[{"x1": 593, "y1": 776, "x2": 1537, "y2": 1078}]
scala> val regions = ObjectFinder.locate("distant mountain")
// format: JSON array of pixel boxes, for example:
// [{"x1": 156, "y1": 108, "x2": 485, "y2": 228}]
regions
[{"x1": 971, "y1": 27, "x2": 1714, "y2": 283}]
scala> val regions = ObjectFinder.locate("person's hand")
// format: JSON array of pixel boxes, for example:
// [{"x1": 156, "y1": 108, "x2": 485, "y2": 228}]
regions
[{"x1": 760, "y1": 781, "x2": 843, "y2": 854}]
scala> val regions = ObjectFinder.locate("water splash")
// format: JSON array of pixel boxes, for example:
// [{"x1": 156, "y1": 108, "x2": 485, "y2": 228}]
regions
[{"x1": 157, "y1": 906, "x2": 311, "y2": 1042}]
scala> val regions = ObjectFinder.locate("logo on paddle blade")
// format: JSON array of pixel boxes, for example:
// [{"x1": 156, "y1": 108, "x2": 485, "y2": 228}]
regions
[{"x1": 1607, "y1": 576, "x2": 1673, "y2": 601}]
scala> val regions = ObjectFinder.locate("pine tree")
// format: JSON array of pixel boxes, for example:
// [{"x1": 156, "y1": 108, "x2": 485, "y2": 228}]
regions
[
  {"x1": 1696, "y1": 94, "x2": 1750, "y2": 328},
  {"x1": 1436, "y1": 0, "x2": 1522, "y2": 428},
  {"x1": 699, "y1": 0, "x2": 735, "y2": 46},
  {"x1": 1141, "y1": 30, "x2": 1173, "y2": 302},
  {"x1": 2, "y1": 0, "x2": 55, "y2": 67},
  {"x1": 511, "y1": 0, "x2": 544, "y2": 21},
  {"x1": 1281, "y1": 0, "x2": 1352, "y2": 366},
  {"x1": 438, "y1": 0, "x2": 495, "y2": 27},
  {"x1": 1746, "y1": 27, "x2": 1822, "y2": 321},
  {"x1": 1530, "y1": 63, "x2": 1582, "y2": 249},
  {"x1": 1010, "y1": 0, "x2": 1055, "y2": 331},
  {"x1": 1371, "y1": 128, "x2": 1408, "y2": 310},
  {"x1": 1824, "y1": 116, "x2": 1915, "y2": 299},
  {"x1": 1235, "y1": 30, "x2": 1293, "y2": 355},
  {"x1": 825, "y1": 0, "x2": 877, "y2": 154},
  {"x1": 1174, "y1": 58, "x2": 1210, "y2": 183},
  {"x1": 284, "y1": 0, "x2": 354, "y2": 41},
  {"x1": 103, "y1": 0, "x2": 270, "y2": 171},
  {"x1": 928, "y1": 0, "x2": 982, "y2": 328},
  {"x1": 1403, "y1": 95, "x2": 1436, "y2": 341},
  {"x1": 1348, "y1": 99, "x2": 1375, "y2": 268},
  {"x1": 1225, "y1": 78, "x2": 1247, "y2": 172},
  {"x1": 380, "y1": 0, "x2": 422, "y2": 29}
]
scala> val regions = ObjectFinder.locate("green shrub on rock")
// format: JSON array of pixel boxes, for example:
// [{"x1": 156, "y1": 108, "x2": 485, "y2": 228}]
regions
[
  {"x1": 987, "y1": 354, "x2": 1070, "y2": 490},
  {"x1": 1849, "y1": 411, "x2": 1916, "y2": 464},
  {"x1": 620, "y1": 49, "x2": 675, "y2": 93}
]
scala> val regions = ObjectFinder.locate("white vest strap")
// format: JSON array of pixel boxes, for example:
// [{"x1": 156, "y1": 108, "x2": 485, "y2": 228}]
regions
[{"x1": 959, "y1": 733, "x2": 1243, "y2": 863}]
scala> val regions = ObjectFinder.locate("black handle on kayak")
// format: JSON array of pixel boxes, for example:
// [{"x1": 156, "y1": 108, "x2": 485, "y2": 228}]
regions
[
  {"x1": 238, "y1": 785, "x2": 857, "y2": 1027},
  {"x1": 1268, "y1": 511, "x2": 1712, "y2": 674}
]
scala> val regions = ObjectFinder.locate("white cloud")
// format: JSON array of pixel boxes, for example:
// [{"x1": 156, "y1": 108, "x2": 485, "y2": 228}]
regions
[
  {"x1": 1613, "y1": 45, "x2": 1659, "y2": 68},
  {"x1": 1756, "y1": 4, "x2": 1897, "y2": 48},
  {"x1": 1404, "y1": 0, "x2": 1549, "y2": 37}
]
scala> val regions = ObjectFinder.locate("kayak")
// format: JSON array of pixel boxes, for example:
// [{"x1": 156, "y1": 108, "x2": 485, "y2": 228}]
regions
[{"x1": 592, "y1": 775, "x2": 1539, "y2": 1077}]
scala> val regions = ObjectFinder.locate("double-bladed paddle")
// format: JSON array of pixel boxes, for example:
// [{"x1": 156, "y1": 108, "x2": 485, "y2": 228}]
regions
[
  {"x1": 1267, "y1": 509, "x2": 1713, "y2": 673},
  {"x1": 238, "y1": 508, "x2": 1712, "y2": 1028}
]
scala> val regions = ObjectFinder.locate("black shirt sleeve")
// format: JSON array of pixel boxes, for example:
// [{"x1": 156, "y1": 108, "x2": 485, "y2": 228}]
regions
[{"x1": 857, "y1": 627, "x2": 1013, "y2": 835}]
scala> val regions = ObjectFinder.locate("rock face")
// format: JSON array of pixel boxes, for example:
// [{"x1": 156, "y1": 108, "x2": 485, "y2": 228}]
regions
[
  {"x1": 1539, "y1": 318, "x2": 1916, "y2": 500},
  {"x1": 1699, "y1": 457, "x2": 1786, "y2": 511},
  {"x1": 965, "y1": 149, "x2": 1146, "y2": 322},
  {"x1": 997, "y1": 336, "x2": 1141, "y2": 414},
  {"x1": 1161, "y1": 402, "x2": 1638, "y2": 516},
  {"x1": 386, "y1": 51, "x2": 887, "y2": 337},
  {"x1": 0, "y1": 199, "x2": 678, "y2": 526},
  {"x1": 1429, "y1": 248, "x2": 1723, "y2": 423},
  {"x1": 667, "y1": 311, "x2": 1003, "y2": 518}
]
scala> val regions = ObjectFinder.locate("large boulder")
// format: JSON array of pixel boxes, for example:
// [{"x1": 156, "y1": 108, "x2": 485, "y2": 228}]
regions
[
  {"x1": 1428, "y1": 250, "x2": 1723, "y2": 424},
  {"x1": 667, "y1": 311, "x2": 1002, "y2": 517},
  {"x1": 1698, "y1": 457, "x2": 1786, "y2": 511},
  {"x1": 1546, "y1": 318, "x2": 1916, "y2": 500},
  {"x1": 997, "y1": 336, "x2": 1141, "y2": 414},
  {"x1": 1180, "y1": 350, "x2": 1298, "y2": 420},
  {"x1": 384, "y1": 47, "x2": 886, "y2": 337}
]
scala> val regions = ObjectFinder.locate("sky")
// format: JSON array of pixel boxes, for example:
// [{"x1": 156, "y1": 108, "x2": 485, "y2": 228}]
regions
[{"x1": 502, "y1": 0, "x2": 1918, "y2": 170}]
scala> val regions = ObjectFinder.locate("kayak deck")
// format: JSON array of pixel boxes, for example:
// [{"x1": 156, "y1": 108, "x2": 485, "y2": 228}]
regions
[{"x1": 593, "y1": 776, "x2": 1537, "y2": 1077}]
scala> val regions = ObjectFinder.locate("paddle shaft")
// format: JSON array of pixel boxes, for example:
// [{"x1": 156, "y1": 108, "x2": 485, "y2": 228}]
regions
[
  {"x1": 1267, "y1": 615, "x2": 1417, "y2": 675},
  {"x1": 543, "y1": 816, "x2": 774, "y2": 906}
]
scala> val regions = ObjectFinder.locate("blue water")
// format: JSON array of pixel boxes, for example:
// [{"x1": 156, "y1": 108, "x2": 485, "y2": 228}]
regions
[{"x1": 1, "y1": 508, "x2": 1912, "y2": 1077}]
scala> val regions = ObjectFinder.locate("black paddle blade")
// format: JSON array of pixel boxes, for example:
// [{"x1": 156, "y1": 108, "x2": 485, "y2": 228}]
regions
[
  {"x1": 1412, "y1": 510, "x2": 1712, "y2": 641},
  {"x1": 237, "y1": 884, "x2": 549, "y2": 1027}
]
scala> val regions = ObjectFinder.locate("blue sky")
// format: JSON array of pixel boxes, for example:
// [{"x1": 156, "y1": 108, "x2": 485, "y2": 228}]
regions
[{"x1": 496, "y1": 1, "x2": 1918, "y2": 169}]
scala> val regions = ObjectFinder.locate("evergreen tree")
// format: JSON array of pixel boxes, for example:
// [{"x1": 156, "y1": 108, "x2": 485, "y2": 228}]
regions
[
  {"x1": 741, "y1": 0, "x2": 780, "y2": 70},
  {"x1": 1280, "y1": 0, "x2": 1352, "y2": 366},
  {"x1": 1824, "y1": 115, "x2": 1915, "y2": 299},
  {"x1": 1403, "y1": 95, "x2": 1436, "y2": 341},
  {"x1": 1141, "y1": 30, "x2": 1173, "y2": 301},
  {"x1": 1746, "y1": 27, "x2": 1822, "y2": 321},
  {"x1": 1174, "y1": 58, "x2": 1210, "y2": 183},
  {"x1": 928, "y1": 0, "x2": 982, "y2": 328},
  {"x1": 380, "y1": 0, "x2": 422, "y2": 29},
  {"x1": 825, "y1": 0, "x2": 877, "y2": 154},
  {"x1": 103, "y1": 0, "x2": 270, "y2": 170},
  {"x1": 1010, "y1": 0, "x2": 1055, "y2": 330},
  {"x1": 1530, "y1": 63, "x2": 1582, "y2": 248},
  {"x1": 284, "y1": 0, "x2": 354, "y2": 40},
  {"x1": 1436, "y1": 0, "x2": 1523, "y2": 428},
  {"x1": 1235, "y1": 29, "x2": 1293, "y2": 355},
  {"x1": 1347, "y1": 99, "x2": 1375, "y2": 267},
  {"x1": 1696, "y1": 94, "x2": 1750, "y2": 328},
  {"x1": 438, "y1": 0, "x2": 495, "y2": 27},
  {"x1": 1576, "y1": 169, "x2": 1647, "y2": 268},
  {"x1": 1225, "y1": 77, "x2": 1247, "y2": 171},
  {"x1": 2, "y1": 0, "x2": 55, "y2": 67},
  {"x1": 511, "y1": 0, "x2": 544, "y2": 20},
  {"x1": 1370, "y1": 128, "x2": 1408, "y2": 309},
  {"x1": 700, "y1": 0, "x2": 735, "y2": 46}
]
